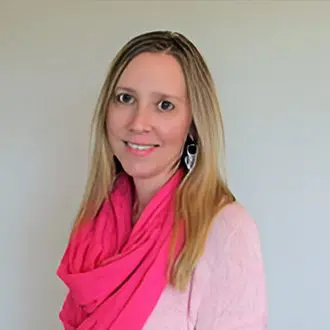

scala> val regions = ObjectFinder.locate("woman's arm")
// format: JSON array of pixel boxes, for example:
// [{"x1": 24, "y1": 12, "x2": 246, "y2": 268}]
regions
[{"x1": 194, "y1": 204, "x2": 268, "y2": 329}]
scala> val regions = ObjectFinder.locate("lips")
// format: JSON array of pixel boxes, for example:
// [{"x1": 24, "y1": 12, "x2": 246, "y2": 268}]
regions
[
  {"x1": 126, "y1": 142, "x2": 156, "y2": 150},
  {"x1": 123, "y1": 140, "x2": 159, "y2": 156},
  {"x1": 124, "y1": 141, "x2": 159, "y2": 148}
]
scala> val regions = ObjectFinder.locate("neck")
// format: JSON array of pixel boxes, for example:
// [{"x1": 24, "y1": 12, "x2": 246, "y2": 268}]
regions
[{"x1": 132, "y1": 167, "x2": 178, "y2": 222}]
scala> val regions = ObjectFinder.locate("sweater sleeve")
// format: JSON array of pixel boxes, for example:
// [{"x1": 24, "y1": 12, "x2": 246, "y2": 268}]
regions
[{"x1": 194, "y1": 203, "x2": 268, "y2": 330}]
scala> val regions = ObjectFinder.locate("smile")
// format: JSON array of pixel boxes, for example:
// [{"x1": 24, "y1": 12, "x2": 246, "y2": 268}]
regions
[
  {"x1": 123, "y1": 141, "x2": 159, "y2": 156},
  {"x1": 126, "y1": 142, "x2": 157, "y2": 150}
]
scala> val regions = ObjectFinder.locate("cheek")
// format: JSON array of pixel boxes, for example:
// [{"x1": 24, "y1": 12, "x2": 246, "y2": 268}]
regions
[
  {"x1": 106, "y1": 115, "x2": 114, "y2": 140},
  {"x1": 107, "y1": 107, "x2": 123, "y2": 137},
  {"x1": 161, "y1": 121, "x2": 190, "y2": 149},
  {"x1": 106, "y1": 111, "x2": 122, "y2": 151}
]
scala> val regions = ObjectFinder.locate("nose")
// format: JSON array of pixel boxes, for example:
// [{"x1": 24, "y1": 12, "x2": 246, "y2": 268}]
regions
[{"x1": 128, "y1": 104, "x2": 152, "y2": 133}]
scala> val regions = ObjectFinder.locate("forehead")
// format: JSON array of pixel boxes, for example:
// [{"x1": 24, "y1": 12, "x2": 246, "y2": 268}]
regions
[{"x1": 116, "y1": 52, "x2": 187, "y2": 97}]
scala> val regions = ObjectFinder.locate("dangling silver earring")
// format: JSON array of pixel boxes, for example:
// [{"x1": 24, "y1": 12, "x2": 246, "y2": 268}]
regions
[{"x1": 184, "y1": 134, "x2": 198, "y2": 171}]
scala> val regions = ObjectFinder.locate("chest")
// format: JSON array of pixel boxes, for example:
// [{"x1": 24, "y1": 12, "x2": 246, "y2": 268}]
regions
[
  {"x1": 143, "y1": 286, "x2": 192, "y2": 330},
  {"x1": 143, "y1": 257, "x2": 212, "y2": 330}
]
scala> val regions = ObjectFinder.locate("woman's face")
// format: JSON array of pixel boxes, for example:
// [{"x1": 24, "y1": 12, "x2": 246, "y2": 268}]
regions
[{"x1": 107, "y1": 52, "x2": 191, "y2": 179}]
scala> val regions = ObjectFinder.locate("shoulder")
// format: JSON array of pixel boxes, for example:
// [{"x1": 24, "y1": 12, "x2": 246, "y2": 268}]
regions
[
  {"x1": 191, "y1": 202, "x2": 267, "y2": 329},
  {"x1": 213, "y1": 201, "x2": 259, "y2": 237},
  {"x1": 192, "y1": 204, "x2": 268, "y2": 329},
  {"x1": 202, "y1": 202, "x2": 263, "y2": 268}
]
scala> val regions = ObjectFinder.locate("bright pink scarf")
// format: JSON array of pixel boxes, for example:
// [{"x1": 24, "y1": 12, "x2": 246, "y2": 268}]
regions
[{"x1": 57, "y1": 169, "x2": 185, "y2": 329}]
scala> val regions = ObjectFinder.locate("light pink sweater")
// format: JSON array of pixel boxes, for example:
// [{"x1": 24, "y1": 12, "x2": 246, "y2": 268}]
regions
[{"x1": 144, "y1": 202, "x2": 267, "y2": 329}]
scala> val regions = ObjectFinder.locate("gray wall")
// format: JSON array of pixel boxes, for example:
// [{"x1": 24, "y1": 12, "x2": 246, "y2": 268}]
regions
[{"x1": 1, "y1": 1, "x2": 329, "y2": 329}]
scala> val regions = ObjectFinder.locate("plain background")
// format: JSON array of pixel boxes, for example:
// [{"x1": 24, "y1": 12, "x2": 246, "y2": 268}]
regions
[{"x1": 1, "y1": 1, "x2": 329, "y2": 329}]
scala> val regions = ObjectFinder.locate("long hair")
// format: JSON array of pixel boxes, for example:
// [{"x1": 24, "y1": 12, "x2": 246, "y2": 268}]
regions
[{"x1": 73, "y1": 30, "x2": 235, "y2": 290}]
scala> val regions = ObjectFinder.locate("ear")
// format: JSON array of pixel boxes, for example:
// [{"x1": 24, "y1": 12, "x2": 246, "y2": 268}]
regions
[{"x1": 189, "y1": 121, "x2": 198, "y2": 141}]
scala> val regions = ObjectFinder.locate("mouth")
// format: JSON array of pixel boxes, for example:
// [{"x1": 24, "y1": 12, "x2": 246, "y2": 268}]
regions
[{"x1": 123, "y1": 140, "x2": 160, "y2": 151}]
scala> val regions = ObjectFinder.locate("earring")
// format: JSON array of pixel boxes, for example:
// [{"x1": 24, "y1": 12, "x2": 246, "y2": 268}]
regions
[{"x1": 184, "y1": 135, "x2": 198, "y2": 171}]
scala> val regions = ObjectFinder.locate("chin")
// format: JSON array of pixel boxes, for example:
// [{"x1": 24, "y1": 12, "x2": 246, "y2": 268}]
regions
[{"x1": 121, "y1": 163, "x2": 161, "y2": 180}]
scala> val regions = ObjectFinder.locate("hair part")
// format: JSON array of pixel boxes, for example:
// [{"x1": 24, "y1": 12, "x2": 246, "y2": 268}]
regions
[{"x1": 73, "y1": 30, "x2": 235, "y2": 290}]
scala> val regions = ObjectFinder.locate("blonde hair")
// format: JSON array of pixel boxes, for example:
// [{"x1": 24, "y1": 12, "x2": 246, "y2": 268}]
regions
[{"x1": 73, "y1": 31, "x2": 235, "y2": 290}]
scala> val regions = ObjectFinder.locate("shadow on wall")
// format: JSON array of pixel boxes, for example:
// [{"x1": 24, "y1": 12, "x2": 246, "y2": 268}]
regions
[
  {"x1": 20, "y1": 105, "x2": 90, "y2": 329},
  {"x1": 22, "y1": 184, "x2": 74, "y2": 329}
]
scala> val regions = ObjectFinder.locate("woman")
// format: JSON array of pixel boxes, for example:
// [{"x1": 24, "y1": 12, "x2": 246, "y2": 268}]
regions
[{"x1": 57, "y1": 30, "x2": 267, "y2": 329}]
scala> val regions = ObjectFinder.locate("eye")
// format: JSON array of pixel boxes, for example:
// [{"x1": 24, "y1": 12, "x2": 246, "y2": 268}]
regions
[
  {"x1": 158, "y1": 100, "x2": 175, "y2": 111},
  {"x1": 116, "y1": 93, "x2": 135, "y2": 104}
]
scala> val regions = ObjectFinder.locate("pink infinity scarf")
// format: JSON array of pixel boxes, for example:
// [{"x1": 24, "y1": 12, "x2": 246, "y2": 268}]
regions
[{"x1": 57, "y1": 169, "x2": 185, "y2": 329}]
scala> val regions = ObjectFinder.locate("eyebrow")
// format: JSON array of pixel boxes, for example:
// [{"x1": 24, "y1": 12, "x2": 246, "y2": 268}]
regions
[{"x1": 115, "y1": 86, "x2": 186, "y2": 103}]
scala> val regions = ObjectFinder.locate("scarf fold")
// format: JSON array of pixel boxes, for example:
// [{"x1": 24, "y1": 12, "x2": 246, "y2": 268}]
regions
[{"x1": 57, "y1": 169, "x2": 185, "y2": 330}]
